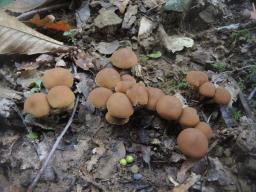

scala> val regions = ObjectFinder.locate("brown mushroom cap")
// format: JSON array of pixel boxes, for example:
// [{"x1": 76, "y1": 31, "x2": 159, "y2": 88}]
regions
[
  {"x1": 47, "y1": 86, "x2": 75, "y2": 109},
  {"x1": 107, "y1": 93, "x2": 134, "y2": 118},
  {"x1": 213, "y1": 87, "x2": 231, "y2": 105},
  {"x1": 177, "y1": 128, "x2": 208, "y2": 159},
  {"x1": 115, "y1": 81, "x2": 136, "y2": 93},
  {"x1": 126, "y1": 84, "x2": 148, "y2": 107},
  {"x1": 42, "y1": 68, "x2": 74, "y2": 89},
  {"x1": 156, "y1": 95, "x2": 183, "y2": 120},
  {"x1": 199, "y1": 82, "x2": 216, "y2": 98},
  {"x1": 146, "y1": 87, "x2": 165, "y2": 111},
  {"x1": 195, "y1": 122, "x2": 213, "y2": 139},
  {"x1": 121, "y1": 74, "x2": 136, "y2": 83},
  {"x1": 105, "y1": 112, "x2": 129, "y2": 125},
  {"x1": 95, "y1": 68, "x2": 121, "y2": 90},
  {"x1": 186, "y1": 71, "x2": 208, "y2": 88},
  {"x1": 24, "y1": 93, "x2": 50, "y2": 118},
  {"x1": 88, "y1": 87, "x2": 113, "y2": 108},
  {"x1": 111, "y1": 48, "x2": 138, "y2": 69},
  {"x1": 179, "y1": 107, "x2": 200, "y2": 127}
]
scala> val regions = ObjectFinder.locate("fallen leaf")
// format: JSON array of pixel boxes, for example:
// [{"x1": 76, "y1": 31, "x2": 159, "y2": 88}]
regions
[
  {"x1": 177, "y1": 160, "x2": 197, "y2": 183},
  {"x1": 172, "y1": 173, "x2": 200, "y2": 192},
  {"x1": 165, "y1": 0, "x2": 192, "y2": 12},
  {"x1": 73, "y1": 51, "x2": 94, "y2": 70},
  {"x1": 147, "y1": 51, "x2": 162, "y2": 59},
  {"x1": 30, "y1": 14, "x2": 54, "y2": 27},
  {"x1": 44, "y1": 21, "x2": 72, "y2": 32},
  {"x1": 95, "y1": 40, "x2": 120, "y2": 55},
  {"x1": 250, "y1": 3, "x2": 256, "y2": 20},
  {"x1": 76, "y1": 0, "x2": 90, "y2": 28},
  {"x1": 142, "y1": 146, "x2": 151, "y2": 168},
  {"x1": 112, "y1": 0, "x2": 130, "y2": 14}
]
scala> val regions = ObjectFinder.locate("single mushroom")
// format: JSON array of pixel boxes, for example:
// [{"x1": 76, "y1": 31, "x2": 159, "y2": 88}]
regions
[
  {"x1": 156, "y1": 95, "x2": 183, "y2": 120},
  {"x1": 111, "y1": 48, "x2": 138, "y2": 69},
  {"x1": 24, "y1": 93, "x2": 50, "y2": 118},
  {"x1": 105, "y1": 112, "x2": 129, "y2": 125},
  {"x1": 199, "y1": 82, "x2": 216, "y2": 98},
  {"x1": 95, "y1": 68, "x2": 121, "y2": 90},
  {"x1": 121, "y1": 74, "x2": 136, "y2": 83},
  {"x1": 126, "y1": 84, "x2": 148, "y2": 107},
  {"x1": 42, "y1": 68, "x2": 74, "y2": 89},
  {"x1": 195, "y1": 122, "x2": 213, "y2": 139},
  {"x1": 115, "y1": 81, "x2": 136, "y2": 93},
  {"x1": 107, "y1": 92, "x2": 134, "y2": 118},
  {"x1": 178, "y1": 107, "x2": 200, "y2": 127},
  {"x1": 146, "y1": 87, "x2": 165, "y2": 111},
  {"x1": 47, "y1": 86, "x2": 75, "y2": 109},
  {"x1": 177, "y1": 128, "x2": 208, "y2": 159},
  {"x1": 213, "y1": 87, "x2": 231, "y2": 105},
  {"x1": 186, "y1": 71, "x2": 208, "y2": 88},
  {"x1": 88, "y1": 87, "x2": 113, "y2": 109}
]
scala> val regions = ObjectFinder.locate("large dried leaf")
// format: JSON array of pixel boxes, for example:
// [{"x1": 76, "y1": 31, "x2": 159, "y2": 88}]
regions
[{"x1": 0, "y1": 11, "x2": 67, "y2": 55}]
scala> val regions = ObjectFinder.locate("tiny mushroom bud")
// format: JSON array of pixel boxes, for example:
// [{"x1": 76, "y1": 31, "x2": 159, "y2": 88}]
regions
[
  {"x1": 186, "y1": 71, "x2": 208, "y2": 88},
  {"x1": 126, "y1": 84, "x2": 148, "y2": 107},
  {"x1": 107, "y1": 93, "x2": 134, "y2": 118},
  {"x1": 24, "y1": 93, "x2": 50, "y2": 118},
  {"x1": 95, "y1": 68, "x2": 121, "y2": 90},
  {"x1": 105, "y1": 112, "x2": 129, "y2": 125},
  {"x1": 88, "y1": 87, "x2": 113, "y2": 109},
  {"x1": 121, "y1": 74, "x2": 136, "y2": 83},
  {"x1": 115, "y1": 81, "x2": 136, "y2": 93},
  {"x1": 177, "y1": 128, "x2": 208, "y2": 159},
  {"x1": 156, "y1": 95, "x2": 183, "y2": 120},
  {"x1": 179, "y1": 107, "x2": 200, "y2": 127},
  {"x1": 213, "y1": 87, "x2": 231, "y2": 105},
  {"x1": 195, "y1": 122, "x2": 213, "y2": 139},
  {"x1": 111, "y1": 48, "x2": 138, "y2": 69},
  {"x1": 146, "y1": 87, "x2": 165, "y2": 111},
  {"x1": 199, "y1": 82, "x2": 216, "y2": 98},
  {"x1": 42, "y1": 68, "x2": 74, "y2": 89}
]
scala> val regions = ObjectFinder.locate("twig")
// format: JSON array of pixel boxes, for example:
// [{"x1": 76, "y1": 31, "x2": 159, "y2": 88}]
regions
[
  {"x1": 17, "y1": 3, "x2": 69, "y2": 20},
  {"x1": 27, "y1": 96, "x2": 80, "y2": 192}
]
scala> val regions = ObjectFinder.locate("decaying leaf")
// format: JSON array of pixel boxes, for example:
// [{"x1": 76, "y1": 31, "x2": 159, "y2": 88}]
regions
[
  {"x1": 0, "y1": 11, "x2": 67, "y2": 55},
  {"x1": 73, "y1": 51, "x2": 94, "y2": 70},
  {"x1": 172, "y1": 173, "x2": 200, "y2": 192},
  {"x1": 95, "y1": 40, "x2": 120, "y2": 55}
]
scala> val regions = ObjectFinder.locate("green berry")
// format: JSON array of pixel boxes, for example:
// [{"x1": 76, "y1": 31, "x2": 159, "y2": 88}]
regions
[
  {"x1": 126, "y1": 155, "x2": 134, "y2": 163},
  {"x1": 119, "y1": 158, "x2": 127, "y2": 166}
]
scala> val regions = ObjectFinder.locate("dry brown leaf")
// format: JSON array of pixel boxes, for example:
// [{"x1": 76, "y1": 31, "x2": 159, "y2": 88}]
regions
[
  {"x1": 0, "y1": 11, "x2": 68, "y2": 55},
  {"x1": 73, "y1": 51, "x2": 94, "y2": 70}
]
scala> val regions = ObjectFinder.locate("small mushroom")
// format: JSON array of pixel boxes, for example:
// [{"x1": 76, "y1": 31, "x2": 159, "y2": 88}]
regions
[
  {"x1": 186, "y1": 71, "x2": 208, "y2": 88},
  {"x1": 88, "y1": 87, "x2": 113, "y2": 109},
  {"x1": 115, "y1": 81, "x2": 136, "y2": 93},
  {"x1": 177, "y1": 128, "x2": 208, "y2": 159},
  {"x1": 24, "y1": 93, "x2": 50, "y2": 118},
  {"x1": 111, "y1": 48, "x2": 138, "y2": 69},
  {"x1": 178, "y1": 107, "x2": 200, "y2": 127},
  {"x1": 95, "y1": 68, "x2": 121, "y2": 90},
  {"x1": 195, "y1": 122, "x2": 213, "y2": 139},
  {"x1": 121, "y1": 74, "x2": 136, "y2": 83},
  {"x1": 42, "y1": 68, "x2": 74, "y2": 89},
  {"x1": 107, "y1": 92, "x2": 134, "y2": 118},
  {"x1": 146, "y1": 87, "x2": 165, "y2": 111},
  {"x1": 105, "y1": 112, "x2": 129, "y2": 125},
  {"x1": 213, "y1": 87, "x2": 231, "y2": 105},
  {"x1": 199, "y1": 82, "x2": 216, "y2": 98},
  {"x1": 126, "y1": 84, "x2": 148, "y2": 107},
  {"x1": 156, "y1": 95, "x2": 183, "y2": 120},
  {"x1": 47, "y1": 86, "x2": 75, "y2": 109}
]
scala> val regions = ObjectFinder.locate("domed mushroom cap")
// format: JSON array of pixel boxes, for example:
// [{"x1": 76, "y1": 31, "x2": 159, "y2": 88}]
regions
[
  {"x1": 213, "y1": 87, "x2": 231, "y2": 105},
  {"x1": 199, "y1": 82, "x2": 215, "y2": 98},
  {"x1": 47, "y1": 86, "x2": 75, "y2": 109},
  {"x1": 111, "y1": 48, "x2": 138, "y2": 69},
  {"x1": 195, "y1": 122, "x2": 213, "y2": 139},
  {"x1": 105, "y1": 112, "x2": 129, "y2": 125},
  {"x1": 115, "y1": 81, "x2": 136, "y2": 93},
  {"x1": 107, "y1": 93, "x2": 134, "y2": 118},
  {"x1": 186, "y1": 71, "x2": 208, "y2": 88},
  {"x1": 95, "y1": 68, "x2": 121, "y2": 90},
  {"x1": 179, "y1": 107, "x2": 200, "y2": 127},
  {"x1": 24, "y1": 93, "x2": 50, "y2": 118},
  {"x1": 88, "y1": 87, "x2": 113, "y2": 108},
  {"x1": 146, "y1": 87, "x2": 165, "y2": 111},
  {"x1": 42, "y1": 68, "x2": 74, "y2": 89},
  {"x1": 126, "y1": 84, "x2": 148, "y2": 107},
  {"x1": 121, "y1": 74, "x2": 136, "y2": 83},
  {"x1": 156, "y1": 95, "x2": 183, "y2": 120},
  {"x1": 177, "y1": 128, "x2": 208, "y2": 159}
]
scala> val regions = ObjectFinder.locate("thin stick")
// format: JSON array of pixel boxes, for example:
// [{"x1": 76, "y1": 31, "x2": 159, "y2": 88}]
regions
[{"x1": 27, "y1": 96, "x2": 80, "y2": 192}]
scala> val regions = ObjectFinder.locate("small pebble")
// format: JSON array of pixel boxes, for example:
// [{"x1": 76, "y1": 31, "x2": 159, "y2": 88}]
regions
[
  {"x1": 133, "y1": 173, "x2": 142, "y2": 180},
  {"x1": 129, "y1": 165, "x2": 139, "y2": 174}
]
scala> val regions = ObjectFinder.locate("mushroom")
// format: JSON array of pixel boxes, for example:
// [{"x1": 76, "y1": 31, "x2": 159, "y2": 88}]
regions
[
  {"x1": 213, "y1": 87, "x2": 231, "y2": 105},
  {"x1": 111, "y1": 48, "x2": 138, "y2": 69},
  {"x1": 177, "y1": 128, "x2": 208, "y2": 159},
  {"x1": 107, "y1": 92, "x2": 134, "y2": 118},
  {"x1": 105, "y1": 112, "x2": 129, "y2": 125},
  {"x1": 195, "y1": 122, "x2": 213, "y2": 139},
  {"x1": 95, "y1": 68, "x2": 121, "y2": 90},
  {"x1": 121, "y1": 74, "x2": 136, "y2": 83},
  {"x1": 156, "y1": 95, "x2": 183, "y2": 120},
  {"x1": 199, "y1": 82, "x2": 216, "y2": 98},
  {"x1": 115, "y1": 81, "x2": 136, "y2": 93},
  {"x1": 126, "y1": 84, "x2": 148, "y2": 107},
  {"x1": 42, "y1": 68, "x2": 74, "y2": 89},
  {"x1": 186, "y1": 71, "x2": 208, "y2": 88},
  {"x1": 146, "y1": 87, "x2": 165, "y2": 111},
  {"x1": 178, "y1": 107, "x2": 200, "y2": 127},
  {"x1": 24, "y1": 93, "x2": 50, "y2": 118},
  {"x1": 88, "y1": 87, "x2": 113, "y2": 109},
  {"x1": 47, "y1": 86, "x2": 75, "y2": 109}
]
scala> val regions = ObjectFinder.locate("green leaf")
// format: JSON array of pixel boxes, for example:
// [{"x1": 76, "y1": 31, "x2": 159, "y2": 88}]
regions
[
  {"x1": 0, "y1": 0, "x2": 14, "y2": 7},
  {"x1": 147, "y1": 51, "x2": 162, "y2": 59},
  {"x1": 31, "y1": 87, "x2": 41, "y2": 93},
  {"x1": 26, "y1": 131, "x2": 39, "y2": 140},
  {"x1": 30, "y1": 79, "x2": 42, "y2": 92}
]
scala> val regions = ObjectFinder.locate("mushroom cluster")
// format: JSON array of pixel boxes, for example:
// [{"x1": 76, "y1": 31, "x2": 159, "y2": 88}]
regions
[{"x1": 24, "y1": 68, "x2": 75, "y2": 118}]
